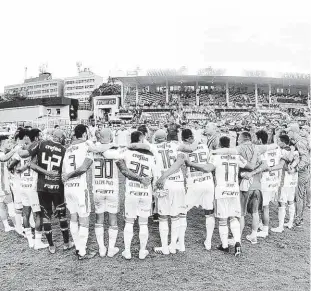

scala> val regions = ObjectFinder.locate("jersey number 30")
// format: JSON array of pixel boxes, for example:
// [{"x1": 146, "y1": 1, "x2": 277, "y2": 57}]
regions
[{"x1": 94, "y1": 158, "x2": 113, "y2": 179}]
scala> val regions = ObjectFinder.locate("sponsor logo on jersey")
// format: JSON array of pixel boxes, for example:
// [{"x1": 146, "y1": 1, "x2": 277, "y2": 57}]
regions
[
  {"x1": 222, "y1": 191, "x2": 239, "y2": 196},
  {"x1": 96, "y1": 189, "x2": 114, "y2": 195},
  {"x1": 65, "y1": 182, "x2": 80, "y2": 187},
  {"x1": 129, "y1": 191, "x2": 149, "y2": 197},
  {"x1": 132, "y1": 153, "x2": 149, "y2": 162},
  {"x1": 45, "y1": 145, "x2": 62, "y2": 153},
  {"x1": 44, "y1": 184, "x2": 60, "y2": 190}
]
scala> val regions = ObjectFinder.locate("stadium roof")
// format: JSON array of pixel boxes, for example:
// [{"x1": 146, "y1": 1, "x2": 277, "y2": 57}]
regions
[{"x1": 115, "y1": 75, "x2": 310, "y2": 87}]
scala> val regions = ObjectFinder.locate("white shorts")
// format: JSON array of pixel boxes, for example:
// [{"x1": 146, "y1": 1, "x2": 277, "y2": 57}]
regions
[
  {"x1": 215, "y1": 197, "x2": 241, "y2": 218},
  {"x1": 261, "y1": 190, "x2": 278, "y2": 206},
  {"x1": 94, "y1": 191, "x2": 119, "y2": 214},
  {"x1": 279, "y1": 187, "x2": 295, "y2": 203},
  {"x1": 157, "y1": 181, "x2": 186, "y2": 216},
  {"x1": 65, "y1": 188, "x2": 91, "y2": 217},
  {"x1": 20, "y1": 186, "x2": 41, "y2": 212},
  {"x1": 186, "y1": 182, "x2": 215, "y2": 211},
  {"x1": 124, "y1": 195, "x2": 152, "y2": 219}
]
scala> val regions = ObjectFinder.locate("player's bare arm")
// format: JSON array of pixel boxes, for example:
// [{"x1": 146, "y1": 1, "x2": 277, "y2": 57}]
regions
[
  {"x1": 88, "y1": 142, "x2": 117, "y2": 153},
  {"x1": 185, "y1": 161, "x2": 215, "y2": 173},
  {"x1": 269, "y1": 159, "x2": 286, "y2": 171},
  {"x1": 127, "y1": 143, "x2": 150, "y2": 151},
  {"x1": 116, "y1": 159, "x2": 151, "y2": 187},
  {"x1": 62, "y1": 157, "x2": 93, "y2": 182},
  {"x1": 0, "y1": 148, "x2": 18, "y2": 162},
  {"x1": 177, "y1": 141, "x2": 199, "y2": 153},
  {"x1": 241, "y1": 160, "x2": 269, "y2": 179},
  {"x1": 7, "y1": 158, "x2": 19, "y2": 172},
  {"x1": 244, "y1": 147, "x2": 259, "y2": 170},
  {"x1": 30, "y1": 161, "x2": 59, "y2": 177}
]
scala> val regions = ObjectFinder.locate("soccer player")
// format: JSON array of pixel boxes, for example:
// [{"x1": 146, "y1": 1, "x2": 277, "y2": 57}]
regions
[
  {"x1": 151, "y1": 129, "x2": 186, "y2": 255},
  {"x1": 62, "y1": 124, "x2": 94, "y2": 259},
  {"x1": 19, "y1": 129, "x2": 72, "y2": 253},
  {"x1": 267, "y1": 135, "x2": 299, "y2": 231},
  {"x1": 0, "y1": 138, "x2": 18, "y2": 232},
  {"x1": 121, "y1": 131, "x2": 158, "y2": 260},
  {"x1": 93, "y1": 128, "x2": 150, "y2": 258}
]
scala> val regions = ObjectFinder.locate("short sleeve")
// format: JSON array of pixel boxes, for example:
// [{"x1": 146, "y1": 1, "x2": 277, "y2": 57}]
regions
[{"x1": 104, "y1": 149, "x2": 124, "y2": 160}]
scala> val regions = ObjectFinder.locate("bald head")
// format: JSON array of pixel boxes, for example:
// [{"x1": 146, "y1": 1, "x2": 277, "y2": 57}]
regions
[
  {"x1": 99, "y1": 128, "x2": 113, "y2": 144},
  {"x1": 53, "y1": 129, "x2": 65, "y2": 144},
  {"x1": 154, "y1": 129, "x2": 167, "y2": 143},
  {"x1": 205, "y1": 123, "x2": 217, "y2": 135}
]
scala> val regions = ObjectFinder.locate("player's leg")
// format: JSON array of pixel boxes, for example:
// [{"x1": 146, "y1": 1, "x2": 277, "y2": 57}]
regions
[
  {"x1": 138, "y1": 216, "x2": 149, "y2": 260},
  {"x1": 122, "y1": 196, "x2": 136, "y2": 260},
  {"x1": 69, "y1": 213, "x2": 80, "y2": 254},
  {"x1": 295, "y1": 171, "x2": 308, "y2": 227},
  {"x1": 229, "y1": 216, "x2": 242, "y2": 256},
  {"x1": 284, "y1": 187, "x2": 296, "y2": 229},
  {"x1": 239, "y1": 191, "x2": 250, "y2": 237},
  {"x1": 217, "y1": 218, "x2": 229, "y2": 253},
  {"x1": 41, "y1": 193, "x2": 55, "y2": 253},
  {"x1": 177, "y1": 213, "x2": 187, "y2": 252},
  {"x1": 257, "y1": 191, "x2": 270, "y2": 238},
  {"x1": 22, "y1": 205, "x2": 34, "y2": 248},
  {"x1": 0, "y1": 193, "x2": 14, "y2": 232},
  {"x1": 107, "y1": 212, "x2": 119, "y2": 257},
  {"x1": 169, "y1": 215, "x2": 180, "y2": 254},
  {"x1": 12, "y1": 187, "x2": 23, "y2": 235},
  {"x1": 95, "y1": 212, "x2": 106, "y2": 257},
  {"x1": 154, "y1": 215, "x2": 169, "y2": 255},
  {"x1": 246, "y1": 190, "x2": 260, "y2": 244},
  {"x1": 204, "y1": 209, "x2": 215, "y2": 251},
  {"x1": 271, "y1": 188, "x2": 287, "y2": 232}
]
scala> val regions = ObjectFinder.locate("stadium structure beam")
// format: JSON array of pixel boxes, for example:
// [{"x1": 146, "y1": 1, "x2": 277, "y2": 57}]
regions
[
  {"x1": 121, "y1": 82, "x2": 124, "y2": 106},
  {"x1": 135, "y1": 85, "x2": 139, "y2": 104},
  {"x1": 255, "y1": 83, "x2": 258, "y2": 108},
  {"x1": 268, "y1": 84, "x2": 272, "y2": 108},
  {"x1": 226, "y1": 82, "x2": 229, "y2": 105},
  {"x1": 165, "y1": 79, "x2": 169, "y2": 103}
]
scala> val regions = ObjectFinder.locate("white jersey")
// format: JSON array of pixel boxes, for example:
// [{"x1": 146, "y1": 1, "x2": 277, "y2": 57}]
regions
[
  {"x1": 63, "y1": 141, "x2": 92, "y2": 190},
  {"x1": 122, "y1": 148, "x2": 157, "y2": 199},
  {"x1": 0, "y1": 152, "x2": 10, "y2": 193},
  {"x1": 186, "y1": 144, "x2": 213, "y2": 185},
  {"x1": 210, "y1": 154, "x2": 247, "y2": 199},
  {"x1": 260, "y1": 147, "x2": 282, "y2": 192},
  {"x1": 93, "y1": 147, "x2": 123, "y2": 196},
  {"x1": 153, "y1": 141, "x2": 183, "y2": 182},
  {"x1": 280, "y1": 150, "x2": 299, "y2": 188},
  {"x1": 19, "y1": 156, "x2": 38, "y2": 189}
]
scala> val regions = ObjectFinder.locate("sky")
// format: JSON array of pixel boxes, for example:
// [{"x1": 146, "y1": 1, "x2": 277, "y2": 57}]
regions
[{"x1": 0, "y1": 0, "x2": 310, "y2": 91}]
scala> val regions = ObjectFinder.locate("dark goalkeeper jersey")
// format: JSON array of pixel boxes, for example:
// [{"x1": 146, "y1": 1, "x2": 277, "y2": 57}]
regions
[{"x1": 28, "y1": 140, "x2": 65, "y2": 194}]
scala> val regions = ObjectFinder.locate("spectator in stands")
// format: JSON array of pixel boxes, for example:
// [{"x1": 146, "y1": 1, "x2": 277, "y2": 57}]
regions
[
  {"x1": 89, "y1": 119, "x2": 97, "y2": 142},
  {"x1": 115, "y1": 121, "x2": 130, "y2": 147},
  {"x1": 192, "y1": 121, "x2": 203, "y2": 143},
  {"x1": 165, "y1": 116, "x2": 180, "y2": 142}
]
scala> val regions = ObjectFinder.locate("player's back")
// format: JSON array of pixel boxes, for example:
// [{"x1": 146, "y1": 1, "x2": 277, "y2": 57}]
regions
[
  {"x1": 153, "y1": 141, "x2": 183, "y2": 181},
  {"x1": 20, "y1": 156, "x2": 38, "y2": 187},
  {"x1": 36, "y1": 139, "x2": 65, "y2": 193},
  {"x1": 123, "y1": 148, "x2": 156, "y2": 198},
  {"x1": 93, "y1": 147, "x2": 121, "y2": 194},
  {"x1": 211, "y1": 154, "x2": 246, "y2": 198},
  {"x1": 280, "y1": 149, "x2": 299, "y2": 188},
  {"x1": 63, "y1": 141, "x2": 89, "y2": 185},
  {"x1": 186, "y1": 143, "x2": 213, "y2": 185}
]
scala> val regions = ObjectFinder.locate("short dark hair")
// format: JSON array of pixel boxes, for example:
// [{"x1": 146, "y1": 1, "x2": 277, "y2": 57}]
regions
[
  {"x1": 181, "y1": 129, "x2": 193, "y2": 141},
  {"x1": 137, "y1": 125, "x2": 148, "y2": 136},
  {"x1": 279, "y1": 134, "x2": 290, "y2": 145},
  {"x1": 240, "y1": 131, "x2": 251, "y2": 141},
  {"x1": 54, "y1": 125, "x2": 59, "y2": 129},
  {"x1": 15, "y1": 128, "x2": 27, "y2": 141},
  {"x1": 131, "y1": 131, "x2": 143, "y2": 143},
  {"x1": 256, "y1": 130, "x2": 268, "y2": 145},
  {"x1": 74, "y1": 124, "x2": 87, "y2": 138},
  {"x1": 28, "y1": 128, "x2": 41, "y2": 142},
  {"x1": 219, "y1": 136, "x2": 230, "y2": 148}
]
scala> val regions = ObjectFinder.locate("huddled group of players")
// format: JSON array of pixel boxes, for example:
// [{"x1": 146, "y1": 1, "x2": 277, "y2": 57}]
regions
[{"x1": 0, "y1": 119, "x2": 310, "y2": 260}]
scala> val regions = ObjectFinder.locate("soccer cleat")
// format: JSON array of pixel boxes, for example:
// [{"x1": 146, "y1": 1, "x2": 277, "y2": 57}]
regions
[
  {"x1": 107, "y1": 247, "x2": 119, "y2": 258},
  {"x1": 139, "y1": 250, "x2": 149, "y2": 260},
  {"x1": 234, "y1": 242, "x2": 242, "y2": 257},
  {"x1": 246, "y1": 235, "x2": 258, "y2": 244},
  {"x1": 4, "y1": 226, "x2": 15, "y2": 232},
  {"x1": 257, "y1": 231, "x2": 268, "y2": 238},
  {"x1": 154, "y1": 246, "x2": 170, "y2": 255},
  {"x1": 168, "y1": 244, "x2": 177, "y2": 254},
  {"x1": 294, "y1": 219, "x2": 304, "y2": 228},
  {"x1": 78, "y1": 251, "x2": 97, "y2": 260},
  {"x1": 99, "y1": 246, "x2": 107, "y2": 257},
  {"x1": 122, "y1": 250, "x2": 132, "y2": 260},
  {"x1": 63, "y1": 242, "x2": 75, "y2": 251},
  {"x1": 49, "y1": 246, "x2": 56, "y2": 254},
  {"x1": 204, "y1": 240, "x2": 211, "y2": 251},
  {"x1": 284, "y1": 222, "x2": 294, "y2": 229},
  {"x1": 34, "y1": 241, "x2": 49, "y2": 250},
  {"x1": 258, "y1": 221, "x2": 264, "y2": 231},
  {"x1": 228, "y1": 238, "x2": 236, "y2": 246},
  {"x1": 217, "y1": 244, "x2": 229, "y2": 253},
  {"x1": 271, "y1": 227, "x2": 284, "y2": 233}
]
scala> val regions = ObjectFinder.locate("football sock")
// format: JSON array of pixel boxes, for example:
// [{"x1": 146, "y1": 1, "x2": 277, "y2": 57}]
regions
[
  {"x1": 230, "y1": 218, "x2": 241, "y2": 243},
  {"x1": 60, "y1": 219, "x2": 70, "y2": 244},
  {"x1": 79, "y1": 226, "x2": 89, "y2": 257},
  {"x1": 205, "y1": 215, "x2": 215, "y2": 245},
  {"x1": 108, "y1": 226, "x2": 118, "y2": 250},
  {"x1": 35, "y1": 230, "x2": 43, "y2": 243},
  {"x1": 278, "y1": 207, "x2": 286, "y2": 228},
  {"x1": 178, "y1": 216, "x2": 187, "y2": 249},
  {"x1": 170, "y1": 218, "x2": 180, "y2": 247},
  {"x1": 261, "y1": 226, "x2": 268, "y2": 233},
  {"x1": 288, "y1": 204, "x2": 295, "y2": 224},
  {"x1": 95, "y1": 223, "x2": 104, "y2": 250},
  {"x1": 25, "y1": 228, "x2": 33, "y2": 246},
  {"x1": 139, "y1": 223, "x2": 148, "y2": 251},
  {"x1": 70, "y1": 221, "x2": 80, "y2": 251},
  {"x1": 219, "y1": 221, "x2": 229, "y2": 248},
  {"x1": 159, "y1": 218, "x2": 169, "y2": 249},
  {"x1": 29, "y1": 212, "x2": 35, "y2": 229},
  {"x1": 43, "y1": 222, "x2": 54, "y2": 246},
  {"x1": 15, "y1": 210, "x2": 23, "y2": 232},
  {"x1": 2, "y1": 219, "x2": 10, "y2": 230},
  {"x1": 7, "y1": 203, "x2": 15, "y2": 217},
  {"x1": 124, "y1": 222, "x2": 134, "y2": 252}
]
